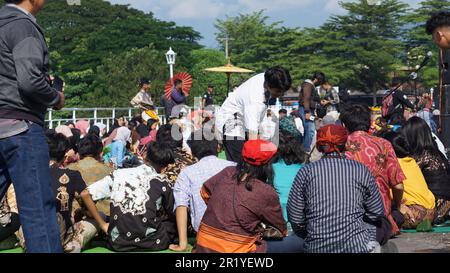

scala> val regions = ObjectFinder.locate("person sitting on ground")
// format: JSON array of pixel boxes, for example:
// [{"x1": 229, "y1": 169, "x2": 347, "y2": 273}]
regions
[
  {"x1": 94, "y1": 123, "x2": 107, "y2": 138},
  {"x1": 287, "y1": 125, "x2": 384, "y2": 253},
  {"x1": 136, "y1": 119, "x2": 159, "y2": 159},
  {"x1": 156, "y1": 124, "x2": 197, "y2": 185},
  {"x1": 383, "y1": 132, "x2": 436, "y2": 230},
  {"x1": 273, "y1": 129, "x2": 306, "y2": 226},
  {"x1": 341, "y1": 104, "x2": 405, "y2": 243},
  {"x1": 81, "y1": 142, "x2": 177, "y2": 252},
  {"x1": 401, "y1": 117, "x2": 450, "y2": 225},
  {"x1": 105, "y1": 126, "x2": 132, "y2": 168},
  {"x1": 195, "y1": 139, "x2": 303, "y2": 253},
  {"x1": 170, "y1": 131, "x2": 236, "y2": 252},
  {"x1": 75, "y1": 120, "x2": 90, "y2": 139},
  {"x1": 87, "y1": 125, "x2": 100, "y2": 138},
  {"x1": 16, "y1": 133, "x2": 102, "y2": 253},
  {"x1": 0, "y1": 196, "x2": 20, "y2": 250},
  {"x1": 68, "y1": 134, "x2": 113, "y2": 221}
]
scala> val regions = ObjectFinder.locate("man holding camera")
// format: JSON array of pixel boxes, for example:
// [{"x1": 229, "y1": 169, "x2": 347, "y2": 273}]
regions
[{"x1": 0, "y1": 0, "x2": 64, "y2": 252}]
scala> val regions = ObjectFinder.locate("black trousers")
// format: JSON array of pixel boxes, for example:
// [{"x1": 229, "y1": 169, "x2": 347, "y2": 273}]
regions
[
  {"x1": 222, "y1": 137, "x2": 245, "y2": 165},
  {"x1": 376, "y1": 209, "x2": 405, "y2": 246},
  {"x1": 0, "y1": 212, "x2": 20, "y2": 242}
]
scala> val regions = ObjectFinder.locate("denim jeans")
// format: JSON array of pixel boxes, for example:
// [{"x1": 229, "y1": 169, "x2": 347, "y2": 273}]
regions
[
  {"x1": 299, "y1": 107, "x2": 316, "y2": 152},
  {"x1": 0, "y1": 123, "x2": 63, "y2": 253}
]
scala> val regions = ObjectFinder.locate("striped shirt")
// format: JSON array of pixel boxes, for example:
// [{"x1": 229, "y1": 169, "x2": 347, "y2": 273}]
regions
[{"x1": 287, "y1": 155, "x2": 384, "y2": 253}]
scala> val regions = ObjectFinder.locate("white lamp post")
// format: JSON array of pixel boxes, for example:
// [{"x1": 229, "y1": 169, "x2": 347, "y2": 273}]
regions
[{"x1": 166, "y1": 47, "x2": 176, "y2": 80}]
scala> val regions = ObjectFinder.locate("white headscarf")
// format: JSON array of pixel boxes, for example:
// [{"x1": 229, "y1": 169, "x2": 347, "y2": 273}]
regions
[
  {"x1": 94, "y1": 123, "x2": 107, "y2": 136},
  {"x1": 113, "y1": 127, "x2": 131, "y2": 145}
]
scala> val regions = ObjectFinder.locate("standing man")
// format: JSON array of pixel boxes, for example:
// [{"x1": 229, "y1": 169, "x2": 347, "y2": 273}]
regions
[
  {"x1": 202, "y1": 84, "x2": 214, "y2": 109},
  {"x1": 426, "y1": 11, "x2": 450, "y2": 51},
  {"x1": 298, "y1": 72, "x2": 326, "y2": 152},
  {"x1": 0, "y1": 0, "x2": 64, "y2": 252},
  {"x1": 168, "y1": 79, "x2": 187, "y2": 119},
  {"x1": 130, "y1": 78, "x2": 154, "y2": 110},
  {"x1": 215, "y1": 66, "x2": 292, "y2": 164},
  {"x1": 426, "y1": 11, "x2": 450, "y2": 150}
]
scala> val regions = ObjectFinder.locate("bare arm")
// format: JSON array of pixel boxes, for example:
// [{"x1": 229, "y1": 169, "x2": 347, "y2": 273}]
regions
[
  {"x1": 80, "y1": 189, "x2": 109, "y2": 233},
  {"x1": 391, "y1": 183, "x2": 404, "y2": 210},
  {"x1": 169, "y1": 206, "x2": 189, "y2": 252}
]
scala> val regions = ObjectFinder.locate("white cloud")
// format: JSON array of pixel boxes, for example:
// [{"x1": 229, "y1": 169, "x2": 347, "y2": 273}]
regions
[{"x1": 324, "y1": 0, "x2": 346, "y2": 14}]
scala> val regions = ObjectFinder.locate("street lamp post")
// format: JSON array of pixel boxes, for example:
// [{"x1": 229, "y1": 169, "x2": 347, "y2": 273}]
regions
[{"x1": 166, "y1": 47, "x2": 176, "y2": 80}]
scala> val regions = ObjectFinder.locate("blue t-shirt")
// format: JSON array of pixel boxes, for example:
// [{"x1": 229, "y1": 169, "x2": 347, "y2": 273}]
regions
[{"x1": 272, "y1": 160, "x2": 303, "y2": 222}]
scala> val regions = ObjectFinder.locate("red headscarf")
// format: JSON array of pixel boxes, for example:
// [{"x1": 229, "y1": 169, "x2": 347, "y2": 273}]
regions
[{"x1": 316, "y1": 125, "x2": 348, "y2": 154}]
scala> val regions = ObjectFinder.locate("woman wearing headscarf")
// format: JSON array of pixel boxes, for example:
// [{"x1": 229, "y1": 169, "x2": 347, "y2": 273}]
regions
[
  {"x1": 93, "y1": 123, "x2": 107, "y2": 138},
  {"x1": 195, "y1": 139, "x2": 303, "y2": 253},
  {"x1": 105, "y1": 127, "x2": 131, "y2": 168},
  {"x1": 272, "y1": 128, "x2": 307, "y2": 226},
  {"x1": 75, "y1": 120, "x2": 90, "y2": 138},
  {"x1": 287, "y1": 125, "x2": 385, "y2": 253}
]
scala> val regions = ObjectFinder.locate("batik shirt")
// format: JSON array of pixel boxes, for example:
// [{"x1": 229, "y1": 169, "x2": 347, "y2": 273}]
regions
[
  {"x1": 50, "y1": 164, "x2": 87, "y2": 231},
  {"x1": 165, "y1": 148, "x2": 197, "y2": 185},
  {"x1": 345, "y1": 131, "x2": 405, "y2": 235},
  {"x1": 0, "y1": 196, "x2": 11, "y2": 227},
  {"x1": 87, "y1": 165, "x2": 177, "y2": 252}
]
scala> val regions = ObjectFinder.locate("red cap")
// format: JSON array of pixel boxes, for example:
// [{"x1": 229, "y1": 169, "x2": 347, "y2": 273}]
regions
[{"x1": 242, "y1": 139, "x2": 278, "y2": 166}]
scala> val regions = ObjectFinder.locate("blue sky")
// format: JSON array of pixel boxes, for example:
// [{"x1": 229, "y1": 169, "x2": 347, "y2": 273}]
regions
[{"x1": 107, "y1": 0, "x2": 422, "y2": 48}]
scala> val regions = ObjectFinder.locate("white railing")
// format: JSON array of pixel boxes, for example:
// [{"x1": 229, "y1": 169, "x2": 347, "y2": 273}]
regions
[{"x1": 46, "y1": 107, "x2": 169, "y2": 132}]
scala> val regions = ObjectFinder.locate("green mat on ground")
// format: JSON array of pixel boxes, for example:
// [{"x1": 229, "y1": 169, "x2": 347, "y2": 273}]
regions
[
  {"x1": 218, "y1": 151, "x2": 226, "y2": 160},
  {"x1": 0, "y1": 238, "x2": 196, "y2": 254},
  {"x1": 0, "y1": 245, "x2": 193, "y2": 254},
  {"x1": 401, "y1": 222, "x2": 450, "y2": 233}
]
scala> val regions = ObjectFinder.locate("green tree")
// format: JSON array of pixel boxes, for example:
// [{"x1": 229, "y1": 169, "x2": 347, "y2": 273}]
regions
[
  {"x1": 317, "y1": 0, "x2": 408, "y2": 97},
  {"x1": 87, "y1": 44, "x2": 171, "y2": 108},
  {"x1": 404, "y1": 0, "x2": 450, "y2": 89},
  {"x1": 189, "y1": 49, "x2": 230, "y2": 105}
]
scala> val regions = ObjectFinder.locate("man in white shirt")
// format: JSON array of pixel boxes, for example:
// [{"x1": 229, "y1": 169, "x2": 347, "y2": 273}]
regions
[
  {"x1": 131, "y1": 78, "x2": 154, "y2": 110},
  {"x1": 215, "y1": 67, "x2": 292, "y2": 163}
]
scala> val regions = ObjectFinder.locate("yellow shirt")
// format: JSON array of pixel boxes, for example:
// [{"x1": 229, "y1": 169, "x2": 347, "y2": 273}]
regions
[{"x1": 398, "y1": 157, "x2": 435, "y2": 209}]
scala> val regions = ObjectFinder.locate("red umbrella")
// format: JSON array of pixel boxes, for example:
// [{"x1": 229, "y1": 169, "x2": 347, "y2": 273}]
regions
[{"x1": 164, "y1": 72, "x2": 192, "y2": 99}]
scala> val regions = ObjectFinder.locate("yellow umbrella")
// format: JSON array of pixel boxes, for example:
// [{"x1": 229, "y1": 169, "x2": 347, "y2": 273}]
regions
[{"x1": 205, "y1": 60, "x2": 254, "y2": 94}]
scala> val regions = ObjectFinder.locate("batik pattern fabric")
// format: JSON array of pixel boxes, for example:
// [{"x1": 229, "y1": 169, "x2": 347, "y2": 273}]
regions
[
  {"x1": 414, "y1": 150, "x2": 450, "y2": 201},
  {"x1": 165, "y1": 148, "x2": 197, "y2": 185},
  {"x1": 50, "y1": 165, "x2": 87, "y2": 231},
  {"x1": 0, "y1": 196, "x2": 11, "y2": 227},
  {"x1": 401, "y1": 204, "x2": 436, "y2": 230},
  {"x1": 87, "y1": 165, "x2": 177, "y2": 252},
  {"x1": 345, "y1": 131, "x2": 406, "y2": 236}
]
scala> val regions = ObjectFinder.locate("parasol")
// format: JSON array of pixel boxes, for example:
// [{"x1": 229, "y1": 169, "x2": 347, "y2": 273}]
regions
[
  {"x1": 165, "y1": 72, "x2": 193, "y2": 99},
  {"x1": 204, "y1": 60, "x2": 254, "y2": 94}
]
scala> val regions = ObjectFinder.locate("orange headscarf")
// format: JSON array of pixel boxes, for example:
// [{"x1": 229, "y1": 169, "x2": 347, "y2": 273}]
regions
[{"x1": 316, "y1": 125, "x2": 348, "y2": 154}]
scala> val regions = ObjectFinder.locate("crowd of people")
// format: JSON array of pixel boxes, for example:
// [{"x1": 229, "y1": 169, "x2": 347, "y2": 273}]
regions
[{"x1": 1, "y1": 0, "x2": 450, "y2": 254}]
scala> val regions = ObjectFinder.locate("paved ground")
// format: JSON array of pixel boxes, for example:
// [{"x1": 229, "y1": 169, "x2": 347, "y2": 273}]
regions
[{"x1": 386, "y1": 232, "x2": 450, "y2": 253}]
